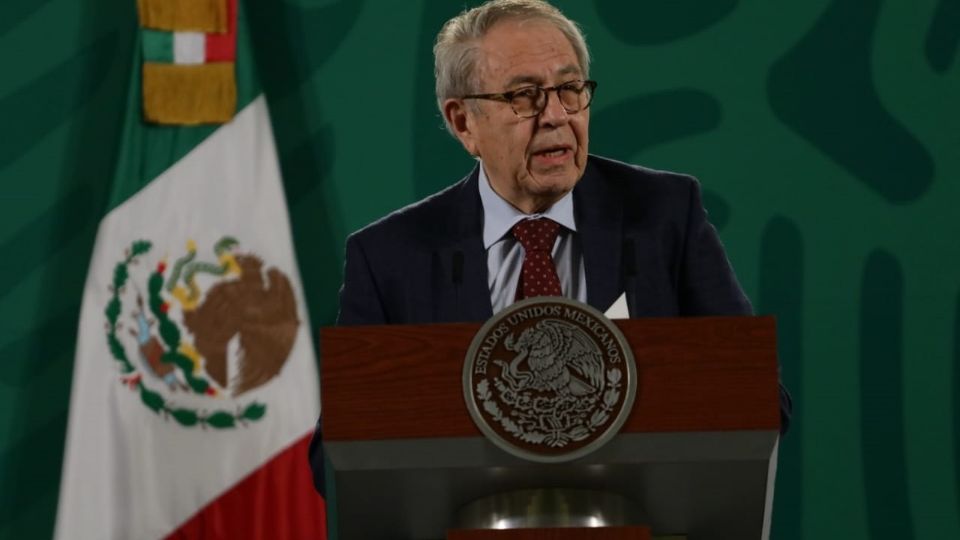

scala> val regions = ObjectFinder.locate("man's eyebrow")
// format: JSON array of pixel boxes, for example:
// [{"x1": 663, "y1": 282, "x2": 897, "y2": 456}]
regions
[
  {"x1": 504, "y1": 65, "x2": 583, "y2": 89},
  {"x1": 505, "y1": 74, "x2": 544, "y2": 88}
]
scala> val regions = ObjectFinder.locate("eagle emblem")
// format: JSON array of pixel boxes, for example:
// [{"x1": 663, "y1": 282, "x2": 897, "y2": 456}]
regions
[
  {"x1": 499, "y1": 319, "x2": 605, "y2": 397},
  {"x1": 463, "y1": 298, "x2": 637, "y2": 462},
  {"x1": 103, "y1": 238, "x2": 300, "y2": 429}
]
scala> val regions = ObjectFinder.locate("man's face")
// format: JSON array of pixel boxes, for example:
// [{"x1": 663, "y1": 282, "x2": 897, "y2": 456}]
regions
[{"x1": 447, "y1": 19, "x2": 590, "y2": 213}]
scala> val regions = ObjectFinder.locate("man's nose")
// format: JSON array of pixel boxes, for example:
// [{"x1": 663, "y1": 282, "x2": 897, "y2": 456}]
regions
[{"x1": 537, "y1": 90, "x2": 570, "y2": 126}]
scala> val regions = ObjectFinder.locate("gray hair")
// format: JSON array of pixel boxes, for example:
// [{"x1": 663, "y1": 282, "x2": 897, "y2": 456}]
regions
[{"x1": 434, "y1": 0, "x2": 590, "y2": 132}]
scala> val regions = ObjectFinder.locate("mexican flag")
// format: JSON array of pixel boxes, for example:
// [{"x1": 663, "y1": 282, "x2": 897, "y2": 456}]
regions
[{"x1": 53, "y1": 1, "x2": 327, "y2": 538}]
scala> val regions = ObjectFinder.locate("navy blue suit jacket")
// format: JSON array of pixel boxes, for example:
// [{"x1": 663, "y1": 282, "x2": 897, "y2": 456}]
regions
[
  {"x1": 338, "y1": 155, "x2": 752, "y2": 324},
  {"x1": 309, "y1": 155, "x2": 790, "y2": 492}
]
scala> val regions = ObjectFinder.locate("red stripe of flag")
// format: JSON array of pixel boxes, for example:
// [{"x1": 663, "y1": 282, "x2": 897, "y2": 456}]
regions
[
  {"x1": 206, "y1": 0, "x2": 237, "y2": 62},
  {"x1": 165, "y1": 434, "x2": 327, "y2": 540}
]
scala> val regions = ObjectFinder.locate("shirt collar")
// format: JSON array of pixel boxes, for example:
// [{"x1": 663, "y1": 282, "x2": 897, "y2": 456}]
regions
[{"x1": 478, "y1": 161, "x2": 577, "y2": 249}]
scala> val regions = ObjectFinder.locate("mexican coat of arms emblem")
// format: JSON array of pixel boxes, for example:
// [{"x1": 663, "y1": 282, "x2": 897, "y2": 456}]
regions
[
  {"x1": 463, "y1": 297, "x2": 637, "y2": 462},
  {"x1": 103, "y1": 237, "x2": 299, "y2": 429}
]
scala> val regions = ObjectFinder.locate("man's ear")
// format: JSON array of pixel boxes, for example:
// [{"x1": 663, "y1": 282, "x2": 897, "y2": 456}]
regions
[{"x1": 443, "y1": 98, "x2": 479, "y2": 156}]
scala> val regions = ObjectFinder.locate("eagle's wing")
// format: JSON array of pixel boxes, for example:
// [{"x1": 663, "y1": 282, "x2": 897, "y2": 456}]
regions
[{"x1": 544, "y1": 320, "x2": 604, "y2": 392}]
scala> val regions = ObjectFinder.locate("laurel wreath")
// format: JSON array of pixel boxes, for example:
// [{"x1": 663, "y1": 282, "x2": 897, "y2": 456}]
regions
[
  {"x1": 147, "y1": 268, "x2": 213, "y2": 395},
  {"x1": 477, "y1": 368, "x2": 623, "y2": 448},
  {"x1": 105, "y1": 240, "x2": 267, "y2": 429}
]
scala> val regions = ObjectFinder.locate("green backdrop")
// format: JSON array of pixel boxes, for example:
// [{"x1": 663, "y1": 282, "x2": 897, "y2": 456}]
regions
[{"x1": 1, "y1": 0, "x2": 958, "y2": 538}]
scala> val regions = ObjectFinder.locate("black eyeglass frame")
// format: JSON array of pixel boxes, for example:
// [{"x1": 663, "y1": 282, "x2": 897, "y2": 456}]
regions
[{"x1": 462, "y1": 80, "x2": 598, "y2": 118}]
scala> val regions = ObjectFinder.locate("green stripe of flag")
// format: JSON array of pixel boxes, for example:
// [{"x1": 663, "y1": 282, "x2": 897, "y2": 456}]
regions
[
  {"x1": 142, "y1": 29, "x2": 173, "y2": 63},
  {"x1": 116, "y1": 13, "x2": 257, "y2": 211}
]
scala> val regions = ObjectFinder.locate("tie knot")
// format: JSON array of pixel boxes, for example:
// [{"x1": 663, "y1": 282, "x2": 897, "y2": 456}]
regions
[{"x1": 512, "y1": 218, "x2": 561, "y2": 253}]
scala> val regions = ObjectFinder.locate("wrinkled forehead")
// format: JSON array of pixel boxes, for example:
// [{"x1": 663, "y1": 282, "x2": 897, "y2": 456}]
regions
[{"x1": 475, "y1": 18, "x2": 583, "y2": 89}]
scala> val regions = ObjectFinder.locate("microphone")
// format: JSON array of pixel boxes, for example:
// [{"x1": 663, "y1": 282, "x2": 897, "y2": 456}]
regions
[
  {"x1": 451, "y1": 251, "x2": 464, "y2": 320},
  {"x1": 622, "y1": 239, "x2": 636, "y2": 278},
  {"x1": 452, "y1": 251, "x2": 464, "y2": 285},
  {"x1": 620, "y1": 239, "x2": 636, "y2": 318}
]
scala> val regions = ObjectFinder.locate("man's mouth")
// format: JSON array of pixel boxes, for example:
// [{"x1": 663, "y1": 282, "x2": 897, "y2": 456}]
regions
[{"x1": 532, "y1": 145, "x2": 572, "y2": 158}]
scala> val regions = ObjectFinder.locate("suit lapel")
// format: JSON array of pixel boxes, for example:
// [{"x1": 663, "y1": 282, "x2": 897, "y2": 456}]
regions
[
  {"x1": 435, "y1": 160, "x2": 626, "y2": 322},
  {"x1": 575, "y1": 160, "x2": 624, "y2": 314},
  {"x1": 436, "y1": 166, "x2": 493, "y2": 322}
]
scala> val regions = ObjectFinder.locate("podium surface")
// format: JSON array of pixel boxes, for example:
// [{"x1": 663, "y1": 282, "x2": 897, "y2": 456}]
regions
[{"x1": 322, "y1": 316, "x2": 780, "y2": 539}]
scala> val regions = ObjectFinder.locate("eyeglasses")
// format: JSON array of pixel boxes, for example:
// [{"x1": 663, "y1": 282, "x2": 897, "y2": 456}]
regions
[{"x1": 462, "y1": 80, "x2": 597, "y2": 118}]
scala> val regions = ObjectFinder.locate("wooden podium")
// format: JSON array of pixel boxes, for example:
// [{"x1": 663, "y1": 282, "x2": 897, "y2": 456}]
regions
[{"x1": 321, "y1": 316, "x2": 780, "y2": 539}]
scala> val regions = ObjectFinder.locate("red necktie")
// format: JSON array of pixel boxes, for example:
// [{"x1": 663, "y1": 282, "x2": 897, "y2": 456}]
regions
[{"x1": 512, "y1": 218, "x2": 563, "y2": 299}]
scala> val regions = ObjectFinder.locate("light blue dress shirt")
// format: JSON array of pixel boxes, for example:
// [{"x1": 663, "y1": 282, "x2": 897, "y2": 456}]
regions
[{"x1": 478, "y1": 163, "x2": 588, "y2": 314}]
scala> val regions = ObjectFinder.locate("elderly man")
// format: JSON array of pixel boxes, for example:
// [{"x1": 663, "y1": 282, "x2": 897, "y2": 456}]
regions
[
  {"x1": 336, "y1": 0, "x2": 750, "y2": 324},
  {"x1": 311, "y1": 0, "x2": 789, "y2": 492}
]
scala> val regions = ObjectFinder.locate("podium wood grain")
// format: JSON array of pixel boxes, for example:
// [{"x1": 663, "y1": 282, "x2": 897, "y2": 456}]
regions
[{"x1": 321, "y1": 316, "x2": 779, "y2": 441}]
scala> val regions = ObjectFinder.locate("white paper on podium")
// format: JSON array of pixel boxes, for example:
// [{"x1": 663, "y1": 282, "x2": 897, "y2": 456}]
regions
[{"x1": 604, "y1": 292, "x2": 629, "y2": 319}]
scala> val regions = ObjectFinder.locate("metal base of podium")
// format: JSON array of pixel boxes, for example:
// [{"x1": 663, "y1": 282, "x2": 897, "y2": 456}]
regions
[
  {"x1": 327, "y1": 430, "x2": 778, "y2": 539},
  {"x1": 456, "y1": 489, "x2": 641, "y2": 529}
]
